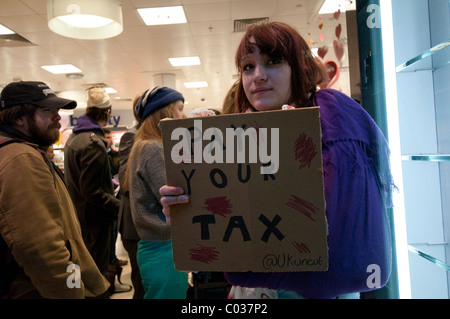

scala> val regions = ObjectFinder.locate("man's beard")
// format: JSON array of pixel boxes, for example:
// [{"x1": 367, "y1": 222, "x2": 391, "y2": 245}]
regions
[{"x1": 28, "y1": 119, "x2": 61, "y2": 147}]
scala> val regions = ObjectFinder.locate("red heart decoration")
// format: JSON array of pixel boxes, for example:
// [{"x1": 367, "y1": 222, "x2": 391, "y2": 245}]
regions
[
  {"x1": 333, "y1": 40, "x2": 344, "y2": 62},
  {"x1": 324, "y1": 60, "x2": 340, "y2": 88},
  {"x1": 317, "y1": 46, "x2": 328, "y2": 59},
  {"x1": 335, "y1": 24, "x2": 342, "y2": 40},
  {"x1": 333, "y1": 9, "x2": 341, "y2": 20}
]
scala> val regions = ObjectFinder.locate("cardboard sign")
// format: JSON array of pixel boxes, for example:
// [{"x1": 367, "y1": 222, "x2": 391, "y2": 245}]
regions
[{"x1": 160, "y1": 107, "x2": 328, "y2": 272}]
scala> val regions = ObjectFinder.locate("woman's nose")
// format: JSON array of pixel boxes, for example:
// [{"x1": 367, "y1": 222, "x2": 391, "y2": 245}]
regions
[{"x1": 254, "y1": 64, "x2": 268, "y2": 82}]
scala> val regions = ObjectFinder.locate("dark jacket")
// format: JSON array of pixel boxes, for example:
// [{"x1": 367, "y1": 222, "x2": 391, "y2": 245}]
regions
[
  {"x1": 117, "y1": 124, "x2": 140, "y2": 240},
  {"x1": 64, "y1": 115, "x2": 120, "y2": 229}
]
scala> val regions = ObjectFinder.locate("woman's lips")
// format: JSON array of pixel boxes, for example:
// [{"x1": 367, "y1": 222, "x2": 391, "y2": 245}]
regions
[{"x1": 252, "y1": 87, "x2": 271, "y2": 94}]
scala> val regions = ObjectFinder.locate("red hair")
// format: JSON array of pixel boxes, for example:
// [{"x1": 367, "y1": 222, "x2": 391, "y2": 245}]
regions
[{"x1": 234, "y1": 22, "x2": 326, "y2": 112}]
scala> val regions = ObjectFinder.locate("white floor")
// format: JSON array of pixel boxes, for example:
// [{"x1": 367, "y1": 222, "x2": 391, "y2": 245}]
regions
[{"x1": 110, "y1": 234, "x2": 134, "y2": 299}]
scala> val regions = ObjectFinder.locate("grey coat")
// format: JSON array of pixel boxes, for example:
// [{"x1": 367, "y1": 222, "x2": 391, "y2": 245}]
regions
[{"x1": 128, "y1": 140, "x2": 171, "y2": 241}]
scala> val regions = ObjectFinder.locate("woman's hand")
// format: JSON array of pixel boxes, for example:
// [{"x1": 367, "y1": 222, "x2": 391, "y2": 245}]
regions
[{"x1": 159, "y1": 185, "x2": 189, "y2": 224}]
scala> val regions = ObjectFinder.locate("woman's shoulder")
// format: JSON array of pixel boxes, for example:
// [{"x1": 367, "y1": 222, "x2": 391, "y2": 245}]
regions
[
  {"x1": 315, "y1": 88, "x2": 357, "y2": 106},
  {"x1": 142, "y1": 139, "x2": 163, "y2": 150},
  {"x1": 139, "y1": 140, "x2": 164, "y2": 161}
]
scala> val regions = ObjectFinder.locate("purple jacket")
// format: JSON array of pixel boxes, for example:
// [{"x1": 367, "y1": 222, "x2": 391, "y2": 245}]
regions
[{"x1": 225, "y1": 89, "x2": 394, "y2": 299}]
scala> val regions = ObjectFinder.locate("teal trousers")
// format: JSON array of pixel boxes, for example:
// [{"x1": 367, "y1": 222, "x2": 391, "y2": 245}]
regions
[{"x1": 137, "y1": 239, "x2": 188, "y2": 299}]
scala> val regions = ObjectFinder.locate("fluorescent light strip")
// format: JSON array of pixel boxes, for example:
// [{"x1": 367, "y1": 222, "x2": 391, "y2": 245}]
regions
[
  {"x1": 137, "y1": 6, "x2": 187, "y2": 26},
  {"x1": 0, "y1": 24, "x2": 15, "y2": 35},
  {"x1": 380, "y1": 0, "x2": 412, "y2": 299},
  {"x1": 169, "y1": 56, "x2": 200, "y2": 67},
  {"x1": 41, "y1": 64, "x2": 82, "y2": 74},
  {"x1": 184, "y1": 81, "x2": 208, "y2": 88}
]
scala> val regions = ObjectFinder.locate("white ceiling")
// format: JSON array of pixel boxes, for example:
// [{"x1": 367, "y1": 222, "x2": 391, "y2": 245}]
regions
[{"x1": 0, "y1": 0, "x2": 353, "y2": 115}]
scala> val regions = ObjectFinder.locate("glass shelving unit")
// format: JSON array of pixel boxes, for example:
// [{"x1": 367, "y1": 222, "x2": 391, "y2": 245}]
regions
[{"x1": 391, "y1": 0, "x2": 450, "y2": 298}]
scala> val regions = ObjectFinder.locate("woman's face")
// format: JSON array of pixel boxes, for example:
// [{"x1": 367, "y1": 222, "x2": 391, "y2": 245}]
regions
[
  {"x1": 172, "y1": 100, "x2": 186, "y2": 119},
  {"x1": 240, "y1": 44, "x2": 293, "y2": 112}
]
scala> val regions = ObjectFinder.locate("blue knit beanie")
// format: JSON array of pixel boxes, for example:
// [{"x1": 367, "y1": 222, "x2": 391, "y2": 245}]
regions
[{"x1": 135, "y1": 86, "x2": 184, "y2": 121}]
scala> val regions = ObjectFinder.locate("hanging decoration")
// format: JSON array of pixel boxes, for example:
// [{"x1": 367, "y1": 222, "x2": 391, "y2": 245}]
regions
[
  {"x1": 318, "y1": 46, "x2": 329, "y2": 59},
  {"x1": 333, "y1": 40, "x2": 345, "y2": 63},
  {"x1": 333, "y1": 9, "x2": 341, "y2": 21},
  {"x1": 323, "y1": 60, "x2": 340, "y2": 89},
  {"x1": 312, "y1": 8, "x2": 346, "y2": 90},
  {"x1": 335, "y1": 23, "x2": 342, "y2": 40}
]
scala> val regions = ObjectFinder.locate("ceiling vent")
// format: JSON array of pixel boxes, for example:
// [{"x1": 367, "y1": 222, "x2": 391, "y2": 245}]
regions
[{"x1": 233, "y1": 17, "x2": 269, "y2": 32}]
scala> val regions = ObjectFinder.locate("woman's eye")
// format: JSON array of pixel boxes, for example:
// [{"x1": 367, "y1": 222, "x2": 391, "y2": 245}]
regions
[
  {"x1": 242, "y1": 64, "x2": 254, "y2": 71},
  {"x1": 268, "y1": 59, "x2": 282, "y2": 65}
]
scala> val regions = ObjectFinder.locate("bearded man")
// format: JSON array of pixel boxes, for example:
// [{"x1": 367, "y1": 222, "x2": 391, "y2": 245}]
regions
[{"x1": 0, "y1": 81, "x2": 109, "y2": 299}]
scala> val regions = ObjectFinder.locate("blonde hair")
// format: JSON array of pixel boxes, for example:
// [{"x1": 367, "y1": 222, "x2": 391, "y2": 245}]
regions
[
  {"x1": 123, "y1": 102, "x2": 177, "y2": 189},
  {"x1": 221, "y1": 81, "x2": 239, "y2": 114}
]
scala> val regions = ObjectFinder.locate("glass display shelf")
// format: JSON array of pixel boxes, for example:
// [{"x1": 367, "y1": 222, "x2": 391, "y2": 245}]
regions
[
  {"x1": 408, "y1": 245, "x2": 450, "y2": 272},
  {"x1": 401, "y1": 155, "x2": 450, "y2": 162},
  {"x1": 396, "y1": 39, "x2": 450, "y2": 73}
]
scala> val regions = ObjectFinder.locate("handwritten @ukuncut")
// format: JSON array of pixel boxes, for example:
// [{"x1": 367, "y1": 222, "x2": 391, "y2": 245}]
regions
[
  {"x1": 263, "y1": 253, "x2": 324, "y2": 270},
  {"x1": 170, "y1": 119, "x2": 280, "y2": 174}
]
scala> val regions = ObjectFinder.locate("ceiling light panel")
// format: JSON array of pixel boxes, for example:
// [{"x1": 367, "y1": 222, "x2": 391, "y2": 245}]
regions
[
  {"x1": 184, "y1": 81, "x2": 208, "y2": 88},
  {"x1": 319, "y1": 0, "x2": 353, "y2": 14},
  {"x1": 169, "y1": 56, "x2": 200, "y2": 67},
  {"x1": 137, "y1": 6, "x2": 187, "y2": 26},
  {"x1": 41, "y1": 64, "x2": 82, "y2": 74},
  {"x1": 105, "y1": 87, "x2": 117, "y2": 94}
]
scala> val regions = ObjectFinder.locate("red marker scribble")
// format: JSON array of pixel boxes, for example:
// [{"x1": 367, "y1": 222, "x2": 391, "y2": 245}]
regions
[
  {"x1": 292, "y1": 241, "x2": 311, "y2": 254},
  {"x1": 189, "y1": 244, "x2": 220, "y2": 264},
  {"x1": 293, "y1": 133, "x2": 317, "y2": 169},
  {"x1": 286, "y1": 195, "x2": 318, "y2": 221},
  {"x1": 203, "y1": 196, "x2": 233, "y2": 218}
]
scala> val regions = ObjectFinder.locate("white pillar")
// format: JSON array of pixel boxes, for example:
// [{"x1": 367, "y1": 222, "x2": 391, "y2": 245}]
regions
[{"x1": 153, "y1": 73, "x2": 176, "y2": 89}]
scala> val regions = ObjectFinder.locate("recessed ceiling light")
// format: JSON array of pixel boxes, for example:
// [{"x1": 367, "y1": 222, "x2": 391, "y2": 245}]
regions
[
  {"x1": 184, "y1": 81, "x2": 208, "y2": 89},
  {"x1": 41, "y1": 64, "x2": 82, "y2": 74},
  {"x1": 169, "y1": 56, "x2": 200, "y2": 67},
  {"x1": 137, "y1": 6, "x2": 187, "y2": 26},
  {"x1": 0, "y1": 24, "x2": 15, "y2": 35}
]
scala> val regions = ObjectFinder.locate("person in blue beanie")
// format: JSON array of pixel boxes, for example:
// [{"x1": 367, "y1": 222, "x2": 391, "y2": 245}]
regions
[
  {"x1": 159, "y1": 22, "x2": 395, "y2": 299},
  {"x1": 123, "y1": 86, "x2": 188, "y2": 299}
]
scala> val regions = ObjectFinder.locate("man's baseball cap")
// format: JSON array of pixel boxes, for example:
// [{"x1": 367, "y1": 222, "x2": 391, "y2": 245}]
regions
[{"x1": 0, "y1": 81, "x2": 77, "y2": 110}]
